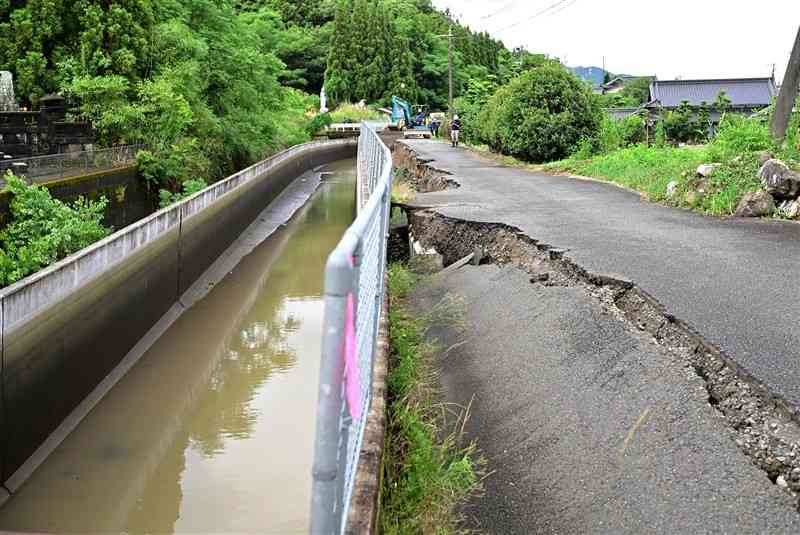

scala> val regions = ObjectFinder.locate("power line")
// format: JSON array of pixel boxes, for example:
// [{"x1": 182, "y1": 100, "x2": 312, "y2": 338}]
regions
[
  {"x1": 492, "y1": 0, "x2": 578, "y2": 33},
  {"x1": 545, "y1": 0, "x2": 579, "y2": 18},
  {"x1": 481, "y1": 0, "x2": 521, "y2": 19}
]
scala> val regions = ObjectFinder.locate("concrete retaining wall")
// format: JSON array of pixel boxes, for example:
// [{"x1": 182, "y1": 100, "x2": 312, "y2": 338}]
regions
[
  {"x1": 0, "y1": 165, "x2": 152, "y2": 231},
  {"x1": 0, "y1": 139, "x2": 356, "y2": 489}
]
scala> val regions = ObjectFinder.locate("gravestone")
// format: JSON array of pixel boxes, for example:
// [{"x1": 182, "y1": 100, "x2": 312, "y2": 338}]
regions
[{"x1": 0, "y1": 71, "x2": 19, "y2": 112}]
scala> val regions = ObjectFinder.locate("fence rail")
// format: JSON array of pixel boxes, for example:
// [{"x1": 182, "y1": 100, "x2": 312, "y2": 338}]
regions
[
  {"x1": 311, "y1": 123, "x2": 392, "y2": 534},
  {"x1": 0, "y1": 144, "x2": 145, "y2": 183}
]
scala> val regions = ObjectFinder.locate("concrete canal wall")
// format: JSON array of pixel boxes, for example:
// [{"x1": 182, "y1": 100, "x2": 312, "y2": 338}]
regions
[
  {"x1": 0, "y1": 165, "x2": 151, "y2": 231},
  {"x1": 0, "y1": 139, "x2": 356, "y2": 493}
]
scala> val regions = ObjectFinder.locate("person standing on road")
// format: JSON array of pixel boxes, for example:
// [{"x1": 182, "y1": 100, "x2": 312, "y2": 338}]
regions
[
  {"x1": 415, "y1": 109, "x2": 426, "y2": 128},
  {"x1": 451, "y1": 115, "x2": 462, "y2": 147}
]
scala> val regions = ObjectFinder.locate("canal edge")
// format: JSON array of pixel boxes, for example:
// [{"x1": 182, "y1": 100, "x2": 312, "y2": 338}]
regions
[{"x1": 344, "y1": 274, "x2": 389, "y2": 535}]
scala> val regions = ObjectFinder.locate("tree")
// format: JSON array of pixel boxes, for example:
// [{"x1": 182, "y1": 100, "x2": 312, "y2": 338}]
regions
[
  {"x1": 322, "y1": 0, "x2": 512, "y2": 108},
  {"x1": 61, "y1": 0, "x2": 311, "y2": 189},
  {"x1": 477, "y1": 64, "x2": 602, "y2": 162},
  {"x1": 696, "y1": 102, "x2": 711, "y2": 142},
  {"x1": 0, "y1": 0, "x2": 156, "y2": 106},
  {"x1": 663, "y1": 100, "x2": 695, "y2": 143},
  {"x1": 0, "y1": 172, "x2": 110, "y2": 287},
  {"x1": 324, "y1": 0, "x2": 413, "y2": 104},
  {"x1": 620, "y1": 77, "x2": 652, "y2": 105},
  {"x1": 715, "y1": 90, "x2": 732, "y2": 118},
  {"x1": 237, "y1": 0, "x2": 335, "y2": 26},
  {"x1": 324, "y1": 0, "x2": 356, "y2": 102},
  {"x1": 603, "y1": 71, "x2": 612, "y2": 84}
]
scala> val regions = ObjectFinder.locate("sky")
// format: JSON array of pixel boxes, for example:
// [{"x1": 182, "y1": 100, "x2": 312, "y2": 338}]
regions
[{"x1": 431, "y1": 0, "x2": 800, "y2": 83}]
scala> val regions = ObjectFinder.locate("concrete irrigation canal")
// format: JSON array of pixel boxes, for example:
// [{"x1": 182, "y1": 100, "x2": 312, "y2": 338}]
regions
[{"x1": 0, "y1": 143, "x2": 357, "y2": 532}]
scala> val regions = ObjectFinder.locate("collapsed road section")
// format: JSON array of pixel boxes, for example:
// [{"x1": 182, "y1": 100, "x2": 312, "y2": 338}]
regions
[{"x1": 394, "y1": 139, "x2": 800, "y2": 531}]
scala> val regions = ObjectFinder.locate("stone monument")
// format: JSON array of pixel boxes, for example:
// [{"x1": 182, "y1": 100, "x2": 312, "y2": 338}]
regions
[
  {"x1": 0, "y1": 71, "x2": 18, "y2": 112},
  {"x1": 320, "y1": 87, "x2": 329, "y2": 114}
]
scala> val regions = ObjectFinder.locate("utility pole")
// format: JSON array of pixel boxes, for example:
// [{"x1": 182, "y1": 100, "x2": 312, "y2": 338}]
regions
[
  {"x1": 771, "y1": 26, "x2": 800, "y2": 142},
  {"x1": 448, "y1": 22, "x2": 454, "y2": 117},
  {"x1": 435, "y1": 23, "x2": 455, "y2": 116}
]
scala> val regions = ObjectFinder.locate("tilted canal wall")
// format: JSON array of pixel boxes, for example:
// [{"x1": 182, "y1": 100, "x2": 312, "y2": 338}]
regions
[{"x1": 0, "y1": 139, "x2": 356, "y2": 494}]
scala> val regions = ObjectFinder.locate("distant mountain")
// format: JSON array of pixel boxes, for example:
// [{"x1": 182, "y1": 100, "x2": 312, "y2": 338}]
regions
[{"x1": 568, "y1": 66, "x2": 612, "y2": 86}]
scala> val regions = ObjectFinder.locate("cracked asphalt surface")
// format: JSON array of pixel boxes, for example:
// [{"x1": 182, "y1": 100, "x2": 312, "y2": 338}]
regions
[
  {"x1": 402, "y1": 140, "x2": 800, "y2": 408},
  {"x1": 410, "y1": 265, "x2": 800, "y2": 534}
]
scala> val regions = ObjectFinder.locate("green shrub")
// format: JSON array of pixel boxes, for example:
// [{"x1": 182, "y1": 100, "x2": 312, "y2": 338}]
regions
[
  {"x1": 328, "y1": 103, "x2": 385, "y2": 123},
  {"x1": 0, "y1": 173, "x2": 111, "y2": 286},
  {"x1": 707, "y1": 114, "x2": 774, "y2": 161},
  {"x1": 695, "y1": 157, "x2": 761, "y2": 215},
  {"x1": 454, "y1": 97, "x2": 483, "y2": 145},
  {"x1": 594, "y1": 114, "x2": 646, "y2": 154},
  {"x1": 158, "y1": 178, "x2": 208, "y2": 208},
  {"x1": 477, "y1": 65, "x2": 602, "y2": 162},
  {"x1": 663, "y1": 101, "x2": 695, "y2": 143},
  {"x1": 654, "y1": 120, "x2": 667, "y2": 147},
  {"x1": 550, "y1": 144, "x2": 708, "y2": 200},
  {"x1": 306, "y1": 112, "x2": 332, "y2": 135}
]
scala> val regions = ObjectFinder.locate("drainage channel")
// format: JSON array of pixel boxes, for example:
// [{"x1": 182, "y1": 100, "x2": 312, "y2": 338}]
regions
[{"x1": 0, "y1": 158, "x2": 356, "y2": 533}]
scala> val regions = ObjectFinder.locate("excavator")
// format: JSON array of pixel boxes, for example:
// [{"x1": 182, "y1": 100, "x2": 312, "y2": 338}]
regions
[{"x1": 390, "y1": 96, "x2": 432, "y2": 139}]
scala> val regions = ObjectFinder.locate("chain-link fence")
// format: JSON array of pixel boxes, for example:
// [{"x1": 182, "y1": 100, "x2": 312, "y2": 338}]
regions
[
  {"x1": 311, "y1": 123, "x2": 392, "y2": 534},
  {"x1": 0, "y1": 144, "x2": 145, "y2": 183}
]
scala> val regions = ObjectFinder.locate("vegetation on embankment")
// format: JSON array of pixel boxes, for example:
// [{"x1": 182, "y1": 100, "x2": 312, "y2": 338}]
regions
[
  {"x1": 0, "y1": 172, "x2": 110, "y2": 287},
  {"x1": 381, "y1": 264, "x2": 483, "y2": 534},
  {"x1": 306, "y1": 104, "x2": 387, "y2": 136},
  {"x1": 544, "y1": 113, "x2": 800, "y2": 216},
  {"x1": 1, "y1": 1, "x2": 321, "y2": 192}
]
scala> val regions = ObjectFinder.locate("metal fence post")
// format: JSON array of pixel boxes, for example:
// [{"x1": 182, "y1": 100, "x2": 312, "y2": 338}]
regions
[
  {"x1": 311, "y1": 249, "x2": 354, "y2": 535},
  {"x1": 311, "y1": 123, "x2": 393, "y2": 535}
]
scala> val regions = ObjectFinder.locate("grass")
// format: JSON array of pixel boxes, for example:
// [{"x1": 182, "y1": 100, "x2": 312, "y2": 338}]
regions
[
  {"x1": 546, "y1": 144, "x2": 708, "y2": 199},
  {"x1": 544, "y1": 144, "x2": 768, "y2": 216},
  {"x1": 328, "y1": 103, "x2": 387, "y2": 124},
  {"x1": 391, "y1": 167, "x2": 416, "y2": 204},
  {"x1": 380, "y1": 263, "x2": 483, "y2": 535},
  {"x1": 540, "y1": 115, "x2": 800, "y2": 217}
]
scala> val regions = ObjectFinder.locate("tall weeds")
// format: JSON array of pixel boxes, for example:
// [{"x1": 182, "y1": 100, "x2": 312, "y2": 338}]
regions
[{"x1": 381, "y1": 264, "x2": 483, "y2": 535}]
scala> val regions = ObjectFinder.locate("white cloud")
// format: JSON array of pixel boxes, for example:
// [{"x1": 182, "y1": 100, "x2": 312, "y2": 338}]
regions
[{"x1": 432, "y1": 0, "x2": 799, "y2": 83}]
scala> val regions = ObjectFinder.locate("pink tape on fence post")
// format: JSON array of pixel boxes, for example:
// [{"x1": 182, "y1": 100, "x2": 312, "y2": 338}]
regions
[{"x1": 344, "y1": 292, "x2": 361, "y2": 421}]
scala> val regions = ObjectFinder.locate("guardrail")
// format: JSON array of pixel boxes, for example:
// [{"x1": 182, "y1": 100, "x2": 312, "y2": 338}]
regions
[
  {"x1": 0, "y1": 144, "x2": 145, "y2": 183},
  {"x1": 310, "y1": 123, "x2": 392, "y2": 533}
]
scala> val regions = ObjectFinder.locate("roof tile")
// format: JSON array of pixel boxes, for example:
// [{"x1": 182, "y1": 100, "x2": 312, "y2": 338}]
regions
[{"x1": 650, "y1": 78, "x2": 777, "y2": 108}]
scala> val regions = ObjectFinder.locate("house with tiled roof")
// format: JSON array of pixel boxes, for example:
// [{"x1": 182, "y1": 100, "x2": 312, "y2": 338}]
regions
[
  {"x1": 645, "y1": 77, "x2": 777, "y2": 115},
  {"x1": 593, "y1": 75, "x2": 655, "y2": 95}
]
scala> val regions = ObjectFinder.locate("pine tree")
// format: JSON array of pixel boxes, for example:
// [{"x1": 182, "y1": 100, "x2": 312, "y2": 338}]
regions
[
  {"x1": 361, "y1": 1, "x2": 384, "y2": 101},
  {"x1": 349, "y1": 0, "x2": 371, "y2": 100},
  {"x1": 325, "y1": 0, "x2": 354, "y2": 102}
]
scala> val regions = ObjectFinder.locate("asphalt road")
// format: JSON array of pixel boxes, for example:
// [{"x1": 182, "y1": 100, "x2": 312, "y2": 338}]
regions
[
  {"x1": 411, "y1": 264, "x2": 800, "y2": 534},
  {"x1": 403, "y1": 140, "x2": 800, "y2": 408}
]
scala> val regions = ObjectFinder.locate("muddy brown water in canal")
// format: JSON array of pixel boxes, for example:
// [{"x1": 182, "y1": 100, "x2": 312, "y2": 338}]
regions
[{"x1": 0, "y1": 159, "x2": 356, "y2": 533}]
